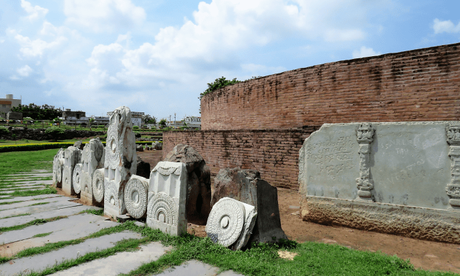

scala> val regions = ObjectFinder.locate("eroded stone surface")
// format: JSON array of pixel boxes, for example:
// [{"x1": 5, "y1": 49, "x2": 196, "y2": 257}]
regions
[
  {"x1": 206, "y1": 197, "x2": 257, "y2": 250},
  {"x1": 103, "y1": 106, "x2": 137, "y2": 219},
  {"x1": 52, "y1": 148, "x2": 65, "y2": 188},
  {"x1": 62, "y1": 146, "x2": 81, "y2": 195},
  {"x1": 124, "y1": 175, "x2": 149, "y2": 219},
  {"x1": 147, "y1": 161, "x2": 187, "y2": 236},
  {"x1": 80, "y1": 138, "x2": 105, "y2": 205}
]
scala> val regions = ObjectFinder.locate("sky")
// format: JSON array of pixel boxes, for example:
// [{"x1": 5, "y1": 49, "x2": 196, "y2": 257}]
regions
[{"x1": 1, "y1": 0, "x2": 460, "y2": 120}]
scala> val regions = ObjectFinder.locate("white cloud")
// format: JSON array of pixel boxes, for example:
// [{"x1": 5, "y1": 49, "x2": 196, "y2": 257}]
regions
[
  {"x1": 14, "y1": 32, "x2": 67, "y2": 58},
  {"x1": 64, "y1": 0, "x2": 146, "y2": 33},
  {"x1": 433, "y1": 18, "x2": 460, "y2": 34},
  {"x1": 20, "y1": 0, "x2": 48, "y2": 21},
  {"x1": 17, "y1": 65, "x2": 33, "y2": 77},
  {"x1": 352, "y1": 46, "x2": 381, "y2": 58}
]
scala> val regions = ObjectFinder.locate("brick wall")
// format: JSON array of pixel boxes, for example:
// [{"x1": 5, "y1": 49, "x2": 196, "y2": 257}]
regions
[
  {"x1": 201, "y1": 43, "x2": 460, "y2": 130},
  {"x1": 163, "y1": 128, "x2": 318, "y2": 190}
]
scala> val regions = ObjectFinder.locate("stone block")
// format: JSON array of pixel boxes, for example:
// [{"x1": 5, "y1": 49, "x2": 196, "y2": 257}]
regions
[
  {"x1": 92, "y1": 168, "x2": 105, "y2": 204},
  {"x1": 206, "y1": 197, "x2": 257, "y2": 250},
  {"x1": 124, "y1": 175, "x2": 149, "y2": 219},
  {"x1": 147, "y1": 161, "x2": 187, "y2": 236},
  {"x1": 80, "y1": 138, "x2": 105, "y2": 205},
  {"x1": 72, "y1": 163, "x2": 82, "y2": 195},
  {"x1": 103, "y1": 106, "x2": 137, "y2": 219},
  {"x1": 52, "y1": 148, "x2": 65, "y2": 188},
  {"x1": 62, "y1": 146, "x2": 81, "y2": 195}
]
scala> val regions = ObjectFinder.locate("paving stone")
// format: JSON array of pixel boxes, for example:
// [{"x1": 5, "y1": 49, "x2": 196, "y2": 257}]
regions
[
  {"x1": 153, "y1": 260, "x2": 244, "y2": 276},
  {"x1": 50, "y1": 242, "x2": 170, "y2": 276},
  {"x1": 0, "y1": 200, "x2": 81, "y2": 218},
  {"x1": 3, "y1": 180, "x2": 53, "y2": 186},
  {"x1": 0, "y1": 197, "x2": 70, "y2": 211},
  {"x1": 0, "y1": 231, "x2": 142, "y2": 276},
  {"x1": 0, "y1": 185, "x2": 47, "y2": 192},
  {"x1": 0, "y1": 194, "x2": 61, "y2": 203}
]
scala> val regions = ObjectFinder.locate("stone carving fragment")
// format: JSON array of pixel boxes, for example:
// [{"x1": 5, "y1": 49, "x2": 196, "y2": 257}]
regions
[
  {"x1": 147, "y1": 161, "x2": 187, "y2": 236},
  {"x1": 52, "y1": 148, "x2": 65, "y2": 188},
  {"x1": 124, "y1": 175, "x2": 149, "y2": 219},
  {"x1": 103, "y1": 106, "x2": 137, "y2": 219},
  {"x1": 355, "y1": 123, "x2": 375, "y2": 201},
  {"x1": 206, "y1": 197, "x2": 257, "y2": 250},
  {"x1": 92, "y1": 168, "x2": 105, "y2": 204},
  {"x1": 80, "y1": 138, "x2": 105, "y2": 205},
  {"x1": 72, "y1": 163, "x2": 82, "y2": 195},
  {"x1": 446, "y1": 124, "x2": 460, "y2": 209},
  {"x1": 62, "y1": 146, "x2": 81, "y2": 196}
]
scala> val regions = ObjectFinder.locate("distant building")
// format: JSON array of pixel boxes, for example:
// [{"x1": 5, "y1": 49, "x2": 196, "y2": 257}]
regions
[
  {"x1": 61, "y1": 109, "x2": 88, "y2": 125},
  {"x1": 184, "y1": 116, "x2": 201, "y2": 129},
  {"x1": 107, "y1": 111, "x2": 144, "y2": 127},
  {"x1": 92, "y1": 116, "x2": 109, "y2": 126},
  {"x1": 0, "y1": 94, "x2": 21, "y2": 118}
]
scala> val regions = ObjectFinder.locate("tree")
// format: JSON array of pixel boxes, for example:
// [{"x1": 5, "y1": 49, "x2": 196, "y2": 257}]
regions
[
  {"x1": 11, "y1": 103, "x2": 62, "y2": 120},
  {"x1": 89, "y1": 117, "x2": 95, "y2": 131},
  {"x1": 159, "y1": 119, "x2": 167, "y2": 129},
  {"x1": 142, "y1": 114, "x2": 157, "y2": 125},
  {"x1": 199, "y1": 76, "x2": 241, "y2": 100},
  {"x1": 52, "y1": 117, "x2": 62, "y2": 127}
]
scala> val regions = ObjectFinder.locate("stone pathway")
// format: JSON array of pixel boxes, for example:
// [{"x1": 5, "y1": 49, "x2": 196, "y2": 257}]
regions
[{"x1": 0, "y1": 171, "x2": 244, "y2": 276}]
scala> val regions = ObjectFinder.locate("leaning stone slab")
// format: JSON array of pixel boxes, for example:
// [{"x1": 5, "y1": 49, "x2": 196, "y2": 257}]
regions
[
  {"x1": 147, "y1": 161, "x2": 187, "y2": 236},
  {"x1": 206, "y1": 197, "x2": 257, "y2": 250},
  {"x1": 299, "y1": 121, "x2": 460, "y2": 243},
  {"x1": 53, "y1": 148, "x2": 65, "y2": 188},
  {"x1": 62, "y1": 146, "x2": 81, "y2": 195},
  {"x1": 103, "y1": 106, "x2": 137, "y2": 219},
  {"x1": 51, "y1": 242, "x2": 170, "y2": 276},
  {"x1": 80, "y1": 138, "x2": 105, "y2": 206},
  {"x1": 0, "y1": 231, "x2": 141, "y2": 276},
  {"x1": 124, "y1": 175, "x2": 149, "y2": 219}
]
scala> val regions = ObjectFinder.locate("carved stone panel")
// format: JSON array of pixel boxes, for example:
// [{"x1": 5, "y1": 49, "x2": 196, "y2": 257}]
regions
[
  {"x1": 72, "y1": 163, "x2": 82, "y2": 195},
  {"x1": 446, "y1": 124, "x2": 460, "y2": 209},
  {"x1": 92, "y1": 168, "x2": 105, "y2": 204},
  {"x1": 52, "y1": 148, "x2": 65, "y2": 188},
  {"x1": 62, "y1": 146, "x2": 81, "y2": 196},
  {"x1": 80, "y1": 138, "x2": 105, "y2": 205},
  {"x1": 147, "y1": 161, "x2": 187, "y2": 236},
  {"x1": 124, "y1": 175, "x2": 149, "y2": 219}
]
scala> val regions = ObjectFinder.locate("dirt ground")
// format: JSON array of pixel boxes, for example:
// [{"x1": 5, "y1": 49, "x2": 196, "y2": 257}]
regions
[{"x1": 79, "y1": 150, "x2": 460, "y2": 274}]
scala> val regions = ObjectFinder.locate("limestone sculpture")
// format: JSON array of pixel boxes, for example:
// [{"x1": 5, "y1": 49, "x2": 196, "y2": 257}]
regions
[
  {"x1": 147, "y1": 161, "x2": 187, "y2": 236},
  {"x1": 124, "y1": 175, "x2": 149, "y2": 219},
  {"x1": 52, "y1": 148, "x2": 65, "y2": 188},
  {"x1": 80, "y1": 138, "x2": 105, "y2": 205},
  {"x1": 62, "y1": 146, "x2": 81, "y2": 195},
  {"x1": 103, "y1": 106, "x2": 137, "y2": 219},
  {"x1": 206, "y1": 197, "x2": 257, "y2": 250}
]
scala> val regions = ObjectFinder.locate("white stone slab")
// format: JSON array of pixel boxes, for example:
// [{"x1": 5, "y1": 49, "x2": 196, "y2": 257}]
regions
[
  {"x1": 0, "y1": 200, "x2": 81, "y2": 218},
  {"x1": 124, "y1": 175, "x2": 149, "y2": 219},
  {"x1": 0, "y1": 231, "x2": 141, "y2": 276},
  {"x1": 80, "y1": 138, "x2": 105, "y2": 205},
  {"x1": 53, "y1": 148, "x2": 65, "y2": 187},
  {"x1": 147, "y1": 161, "x2": 187, "y2": 236},
  {"x1": 62, "y1": 146, "x2": 81, "y2": 195},
  {"x1": 0, "y1": 194, "x2": 61, "y2": 203},
  {"x1": 50, "y1": 242, "x2": 170, "y2": 276},
  {"x1": 155, "y1": 260, "x2": 244, "y2": 276},
  {"x1": 0, "y1": 196, "x2": 70, "y2": 211}
]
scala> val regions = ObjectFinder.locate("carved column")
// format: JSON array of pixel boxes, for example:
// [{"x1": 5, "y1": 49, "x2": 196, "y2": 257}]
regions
[
  {"x1": 356, "y1": 123, "x2": 375, "y2": 201},
  {"x1": 446, "y1": 125, "x2": 460, "y2": 209}
]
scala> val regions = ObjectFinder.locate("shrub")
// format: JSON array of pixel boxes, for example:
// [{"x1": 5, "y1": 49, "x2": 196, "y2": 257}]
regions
[
  {"x1": 0, "y1": 126, "x2": 9, "y2": 136},
  {"x1": 133, "y1": 125, "x2": 139, "y2": 130},
  {"x1": 45, "y1": 126, "x2": 65, "y2": 141}
]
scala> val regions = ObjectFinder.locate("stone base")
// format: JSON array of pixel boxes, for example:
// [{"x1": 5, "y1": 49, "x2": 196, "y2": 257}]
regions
[{"x1": 301, "y1": 196, "x2": 460, "y2": 244}]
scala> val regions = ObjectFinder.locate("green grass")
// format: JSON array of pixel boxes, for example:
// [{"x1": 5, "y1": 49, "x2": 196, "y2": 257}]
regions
[
  {"x1": 0, "y1": 216, "x2": 66, "y2": 233},
  {"x1": 0, "y1": 213, "x2": 31, "y2": 220},
  {"x1": 0, "y1": 149, "x2": 58, "y2": 176},
  {"x1": 33, "y1": 232, "x2": 53, "y2": 238},
  {"x1": 0, "y1": 200, "x2": 22, "y2": 205},
  {"x1": 78, "y1": 209, "x2": 104, "y2": 216}
]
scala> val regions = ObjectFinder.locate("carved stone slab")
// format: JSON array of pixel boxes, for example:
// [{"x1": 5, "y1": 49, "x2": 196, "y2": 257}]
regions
[
  {"x1": 147, "y1": 161, "x2": 187, "y2": 236},
  {"x1": 80, "y1": 138, "x2": 105, "y2": 205},
  {"x1": 52, "y1": 148, "x2": 65, "y2": 188},
  {"x1": 72, "y1": 163, "x2": 82, "y2": 195},
  {"x1": 62, "y1": 146, "x2": 81, "y2": 196},
  {"x1": 103, "y1": 106, "x2": 137, "y2": 219},
  {"x1": 124, "y1": 175, "x2": 149, "y2": 219},
  {"x1": 206, "y1": 197, "x2": 257, "y2": 250},
  {"x1": 299, "y1": 122, "x2": 453, "y2": 210},
  {"x1": 92, "y1": 168, "x2": 105, "y2": 204}
]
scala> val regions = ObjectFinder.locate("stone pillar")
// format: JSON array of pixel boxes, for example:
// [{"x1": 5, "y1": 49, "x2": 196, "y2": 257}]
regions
[
  {"x1": 446, "y1": 125, "x2": 460, "y2": 209},
  {"x1": 355, "y1": 123, "x2": 375, "y2": 201}
]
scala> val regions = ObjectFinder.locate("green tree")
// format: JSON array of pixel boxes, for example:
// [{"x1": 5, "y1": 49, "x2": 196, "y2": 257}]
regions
[
  {"x1": 199, "y1": 76, "x2": 241, "y2": 100},
  {"x1": 159, "y1": 119, "x2": 167, "y2": 129},
  {"x1": 89, "y1": 117, "x2": 95, "y2": 131},
  {"x1": 11, "y1": 103, "x2": 62, "y2": 120},
  {"x1": 142, "y1": 114, "x2": 157, "y2": 125}
]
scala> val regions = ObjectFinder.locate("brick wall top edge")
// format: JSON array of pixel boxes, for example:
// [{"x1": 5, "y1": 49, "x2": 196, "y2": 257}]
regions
[{"x1": 163, "y1": 128, "x2": 320, "y2": 134}]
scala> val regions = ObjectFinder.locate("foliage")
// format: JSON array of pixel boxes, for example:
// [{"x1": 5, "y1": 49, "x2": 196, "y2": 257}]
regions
[
  {"x1": 45, "y1": 126, "x2": 65, "y2": 141},
  {"x1": 199, "y1": 76, "x2": 241, "y2": 100},
  {"x1": 0, "y1": 126, "x2": 9, "y2": 136},
  {"x1": 133, "y1": 125, "x2": 139, "y2": 130},
  {"x1": 142, "y1": 114, "x2": 157, "y2": 125},
  {"x1": 159, "y1": 119, "x2": 167, "y2": 129},
  {"x1": 11, "y1": 103, "x2": 62, "y2": 120}
]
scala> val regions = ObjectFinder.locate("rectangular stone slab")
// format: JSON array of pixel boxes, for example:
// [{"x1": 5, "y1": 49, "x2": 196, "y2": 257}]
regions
[
  {"x1": 0, "y1": 196, "x2": 71, "y2": 211},
  {"x1": 0, "y1": 194, "x2": 61, "y2": 203},
  {"x1": 0, "y1": 200, "x2": 82, "y2": 218},
  {"x1": 0, "y1": 231, "x2": 142, "y2": 276}
]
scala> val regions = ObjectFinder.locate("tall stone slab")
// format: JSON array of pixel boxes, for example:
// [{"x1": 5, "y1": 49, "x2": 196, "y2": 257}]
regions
[
  {"x1": 299, "y1": 122, "x2": 460, "y2": 244},
  {"x1": 80, "y1": 138, "x2": 105, "y2": 205},
  {"x1": 62, "y1": 146, "x2": 81, "y2": 195},
  {"x1": 147, "y1": 161, "x2": 187, "y2": 236},
  {"x1": 103, "y1": 106, "x2": 137, "y2": 219},
  {"x1": 52, "y1": 148, "x2": 65, "y2": 188}
]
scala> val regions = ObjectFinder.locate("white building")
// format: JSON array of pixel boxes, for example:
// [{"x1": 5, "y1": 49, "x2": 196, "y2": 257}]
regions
[{"x1": 0, "y1": 94, "x2": 21, "y2": 118}]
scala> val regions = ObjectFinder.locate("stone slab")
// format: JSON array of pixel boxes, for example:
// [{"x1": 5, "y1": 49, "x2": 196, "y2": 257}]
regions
[
  {"x1": 0, "y1": 194, "x2": 61, "y2": 203},
  {"x1": 51, "y1": 242, "x2": 170, "y2": 276},
  {"x1": 0, "y1": 200, "x2": 81, "y2": 218},
  {"x1": 0, "y1": 196, "x2": 71, "y2": 211},
  {"x1": 154, "y1": 260, "x2": 244, "y2": 276},
  {"x1": 0, "y1": 185, "x2": 47, "y2": 192},
  {"x1": 0, "y1": 231, "x2": 141, "y2": 276},
  {"x1": 4, "y1": 180, "x2": 54, "y2": 186},
  {"x1": 0, "y1": 213, "x2": 118, "y2": 257}
]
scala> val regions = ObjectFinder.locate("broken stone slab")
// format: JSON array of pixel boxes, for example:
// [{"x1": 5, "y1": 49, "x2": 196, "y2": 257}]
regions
[
  {"x1": 0, "y1": 200, "x2": 81, "y2": 218},
  {"x1": 0, "y1": 213, "x2": 117, "y2": 246},
  {"x1": 164, "y1": 144, "x2": 211, "y2": 224},
  {"x1": 51, "y1": 242, "x2": 170, "y2": 276},
  {"x1": 53, "y1": 148, "x2": 65, "y2": 188},
  {"x1": 73, "y1": 140, "x2": 84, "y2": 150},
  {"x1": 72, "y1": 163, "x2": 83, "y2": 195},
  {"x1": 91, "y1": 168, "x2": 105, "y2": 205},
  {"x1": 147, "y1": 161, "x2": 187, "y2": 236},
  {"x1": 104, "y1": 106, "x2": 137, "y2": 219},
  {"x1": 62, "y1": 146, "x2": 82, "y2": 196},
  {"x1": 206, "y1": 197, "x2": 257, "y2": 250},
  {"x1": 80, "y1": 138, "x2": 105, "y2": 206},
  {"x1": 152, "y1": 141, "x2": 162, "y2": 150},
  {"x1": 212, "y1": 168, "x2": 287, "y2": 245},
  {"x1": 0, "y1": 231, "x2": 141, "y2": 276},
  {"x1": 156, "y1": 260, "x2": 244, "y2": 276},
  {"x1": 124, "y1": 175, "x2": 149, "y2": 219}
]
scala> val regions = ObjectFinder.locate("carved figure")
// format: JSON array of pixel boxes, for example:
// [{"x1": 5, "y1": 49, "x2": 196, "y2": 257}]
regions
[
  {"x1": 124, "y1": 175, "x2": 149, "y2": 219},
  {"x1": 62, "y1": 146, "x2": 81, "y2": 196},
  {"x1": 147, "y1": 161, "x2": 187, "y2": 236},
  {"x1": 446, "y1": 124, "x2": 460, "y2": 209},
  {"x1": 356, "y1": 123, "x2": 375, "y2": 201},
  {"x1": 103, "y1": 106, "x2": 137, "y2": 219},
  {"x1": 80, "y1": 138, "x2": 105, "y2": 205},
  {"x1": 206, "y1": 197, "x2": 257, "y2": 250}
]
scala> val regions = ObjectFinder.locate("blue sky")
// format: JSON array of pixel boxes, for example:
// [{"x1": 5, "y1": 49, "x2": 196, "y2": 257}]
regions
[{"x1": 1, "y1": 0, "x2": 459, "y2": 120}]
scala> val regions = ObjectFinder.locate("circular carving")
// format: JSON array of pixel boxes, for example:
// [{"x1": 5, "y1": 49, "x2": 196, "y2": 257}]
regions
[
  {"x1": 92, "y1": 169, "x2": 105, "y2": 203},
  {"x1": 124, "y1": 177, "x2": 148, "y2": 219},
  {"x1": 206, "y1": 198, "x2": 245, "y2": 247},
  {"x1": 72, "y1": 164, "x2": 82, "y2": 195},
  {"x1": 106, "y1": 125, "x2": 121, "y2": 169},
  {"x1": 149, "y1": 193, "x2": 176, "y2": 226}
]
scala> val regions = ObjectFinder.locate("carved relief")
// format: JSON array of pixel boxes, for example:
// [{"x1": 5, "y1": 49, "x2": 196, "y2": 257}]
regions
[
  {"x1": 124, "y1": 175, "x2": 149, "y2": 219},
  {"x1": 356, "y1": 123, "x2": 375, "y2": 201},
  {"x1": 72, "y1": 163, "x2": 82, "y2": 195},
  {"x1": 52, "y1": 148, "x2": 65, "y2": 187},
  {"x1": 446, "y1": 124, "x2": 460, "y2": 209},
  {"x1": 92, "y1": 168, "x2": 105, "y2": 204}
]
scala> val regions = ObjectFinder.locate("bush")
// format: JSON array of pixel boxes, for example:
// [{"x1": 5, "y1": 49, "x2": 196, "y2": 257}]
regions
[
  {"x1": 0, "y1": 126, "x2": 9, "y2": 136},
  {"x1": 199, "y1": 76, "x2": 240, "y2": 100},
  {"x1": 133, "y1": 125, "x2": 139, "y2": 130},
  {"x1": 45, "y1": 126, "x2": 65, "y2": 141}
]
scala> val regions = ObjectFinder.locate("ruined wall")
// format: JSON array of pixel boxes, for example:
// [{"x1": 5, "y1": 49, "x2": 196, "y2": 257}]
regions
[
  {"x1": 163, "y1": 128, "x2": 318, "y2": 190},
  {"x1": 201, "y1": 43, "x2": 460, "y2": 130}
]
